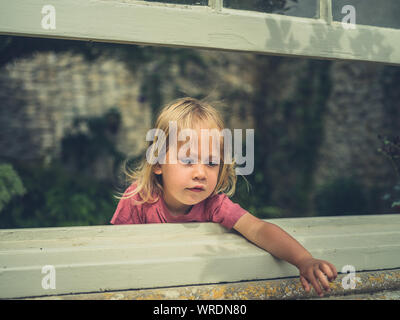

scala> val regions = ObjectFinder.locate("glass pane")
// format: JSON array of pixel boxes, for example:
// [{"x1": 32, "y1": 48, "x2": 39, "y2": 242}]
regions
[
  {"x1": 143, "y1": 0, "x2": 209, "y2": 5},
  {"x1": 223, "y1": 0, "x2": 318, "y2": 18},
  {"x1": 333, "y1": 0, "x2": 400, "y2": 29}
]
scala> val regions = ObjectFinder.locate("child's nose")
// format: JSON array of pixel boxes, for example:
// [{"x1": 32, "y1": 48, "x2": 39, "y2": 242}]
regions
[{"x1": 192, "y1": 164, "x2": 206, "y2": 180}]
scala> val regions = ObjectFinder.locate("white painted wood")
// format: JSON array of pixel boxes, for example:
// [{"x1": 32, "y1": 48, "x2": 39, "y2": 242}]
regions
[
  {"x1": 1, "y1": 214, "x2": 400, "y2": 299},
  {"x1": 318, "y1": 0, "x2": 333, "y2": 24},
  {"x1": 0, "y1": 0, "x2": 399, "y2": 65},
  {"x1": 208, "y1": 0, "x2": 222, "y2": 12}
]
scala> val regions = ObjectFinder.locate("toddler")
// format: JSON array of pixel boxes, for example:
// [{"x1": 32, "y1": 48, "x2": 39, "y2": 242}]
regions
[{"x1": 111, "y1": 97, "x2": 337, "y2": 297}]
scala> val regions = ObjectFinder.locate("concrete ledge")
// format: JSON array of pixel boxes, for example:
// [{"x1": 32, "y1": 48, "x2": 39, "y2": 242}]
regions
[
  {"x1": 1, "y1": 214, "x2": 400, "y2": 299},
  {"x1": 25, "y1": 268, "x2": 400, "y2": 300}
]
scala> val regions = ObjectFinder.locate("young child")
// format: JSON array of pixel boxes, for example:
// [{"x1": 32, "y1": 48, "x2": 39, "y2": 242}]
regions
[{"x1": 111, "y1": 97, "x2": 337, "y2": 297}]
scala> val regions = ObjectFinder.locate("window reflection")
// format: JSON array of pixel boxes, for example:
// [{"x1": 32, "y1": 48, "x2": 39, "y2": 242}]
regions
[
  {"x1": 143, "y1": 0, "x2": 209, "y2": 5},
  {"x1": 223, "y1": 0, "x2": 318, "y2": 18},
  {"x1": 333, "y1": 0, "x2": 400, "y2": 29}
]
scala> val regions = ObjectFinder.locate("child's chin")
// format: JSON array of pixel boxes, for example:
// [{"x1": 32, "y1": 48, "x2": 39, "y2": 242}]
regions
[{"x1": 184, "y1": 196, "x2": 206, "y2": 205}]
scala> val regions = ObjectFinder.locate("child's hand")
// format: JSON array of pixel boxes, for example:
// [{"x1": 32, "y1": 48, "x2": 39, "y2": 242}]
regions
[{"x1": 296, "y1": 257, "x2": 338, "y2": 297}]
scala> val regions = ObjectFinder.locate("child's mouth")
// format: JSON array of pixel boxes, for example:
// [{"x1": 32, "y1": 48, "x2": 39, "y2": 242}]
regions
[{"x1": 187, "y1": 187, "x2": 204, "y2": 192}]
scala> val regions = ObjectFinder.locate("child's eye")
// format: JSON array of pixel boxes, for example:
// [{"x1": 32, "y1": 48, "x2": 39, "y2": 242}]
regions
[
  {"x1": 207, "y1": 161, "x2": 219, "y2": 167},
  {"x1": 180, "y1": 158, "x2": 195, "y2": 165},
  {"x1": 179, "y1": 157, "x2": 219, "y2": 167}
]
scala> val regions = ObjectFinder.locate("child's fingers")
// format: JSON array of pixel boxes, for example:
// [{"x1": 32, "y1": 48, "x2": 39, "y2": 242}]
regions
[
  {"x1": 319, "y1": 262, "x2": 335, "y2": 281},
  {"x1": 314, "y1": 268, "x2": 331, "y2": 292},
  {"x1": 306, "y1": 270, "x2": 323, "y2": 296},
  {"x1": 327, "y1": 262, "x2": 338, "y2": 279},
  {"x1": 300, "y1": 275, "x2": 310, "y2": 292}
]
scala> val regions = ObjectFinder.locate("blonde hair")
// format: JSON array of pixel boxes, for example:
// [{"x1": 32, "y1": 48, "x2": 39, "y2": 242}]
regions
[{"x1": 119, "y1": 97, "x2": 241, "y2": 204}]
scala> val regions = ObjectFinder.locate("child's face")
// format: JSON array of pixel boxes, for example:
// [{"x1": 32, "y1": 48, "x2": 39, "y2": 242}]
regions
[{"x1": 153, "y1": 126, "x2": 221, "y2": 215}]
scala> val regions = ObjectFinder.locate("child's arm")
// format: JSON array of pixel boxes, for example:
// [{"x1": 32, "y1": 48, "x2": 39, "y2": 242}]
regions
[{"x1": 233, "y1": 213, "x2": 338, "y2": 297}]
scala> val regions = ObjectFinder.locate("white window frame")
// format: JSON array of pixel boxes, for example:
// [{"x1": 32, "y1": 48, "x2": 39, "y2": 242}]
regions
[
  {"x1": 1, "y1": 0, "x2": 400, "y2": 299},
  {"x1": 0, "y1": 0, "x2": 399, "y2": 65},
  {"x1": 1, "y1": 214, "x2": 400, "y2": 299}
]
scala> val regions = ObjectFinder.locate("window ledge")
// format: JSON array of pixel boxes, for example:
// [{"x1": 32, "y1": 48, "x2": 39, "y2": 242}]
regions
[
  {"x1": 1, "y1": 214, "x2": 400, "y2": 299},
  {"x1": 26, "y1": 268, "x2": 400, "y2": 300}
]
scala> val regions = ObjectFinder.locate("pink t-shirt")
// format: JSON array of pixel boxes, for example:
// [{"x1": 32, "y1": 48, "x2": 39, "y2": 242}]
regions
[{"x1": 110, "y1": 183, "x2": 248, "y2": 230}]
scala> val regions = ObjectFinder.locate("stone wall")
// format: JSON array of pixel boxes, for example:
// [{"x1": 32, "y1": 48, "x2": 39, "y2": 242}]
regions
[
  {"x1": 0, "y1": 51, "x2": 152, "y2": 164},
  {"x1": 314, "y1": 60, "x2": 399, "y2": 191},
  {"x1": 0, "y1": 48, "x2": 398, "y2": 201},
  {"x1": 0, "y1": 48, "x2": 256, "y2": 161}
]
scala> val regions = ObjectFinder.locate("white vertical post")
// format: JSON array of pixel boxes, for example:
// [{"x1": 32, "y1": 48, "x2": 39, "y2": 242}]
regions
[
  {"x1": 318, "y1": 0, "x2": 333, "y2": 24},
  {"x1": 209, "y1": 0, "x2": 223, "y2": 12}
]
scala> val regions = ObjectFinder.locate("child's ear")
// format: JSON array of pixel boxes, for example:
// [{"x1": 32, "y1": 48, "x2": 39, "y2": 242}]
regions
[{"x1": 153, "y1": 164, "x2": 162, "y2": 175}]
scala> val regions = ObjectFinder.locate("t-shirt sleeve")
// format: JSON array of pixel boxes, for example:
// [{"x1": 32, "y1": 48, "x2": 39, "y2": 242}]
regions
[
  {"x1": 208, "y1": 193, "x2": 248, "y2": 229},
  {"x1": 110, "y1": 184, "x2": 144, "y2": 225}
]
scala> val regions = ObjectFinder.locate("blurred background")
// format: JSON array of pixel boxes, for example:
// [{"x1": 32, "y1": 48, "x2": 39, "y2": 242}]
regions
[{"x1": 1, "y1": 0, "x2": 399, "y2": 228}]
